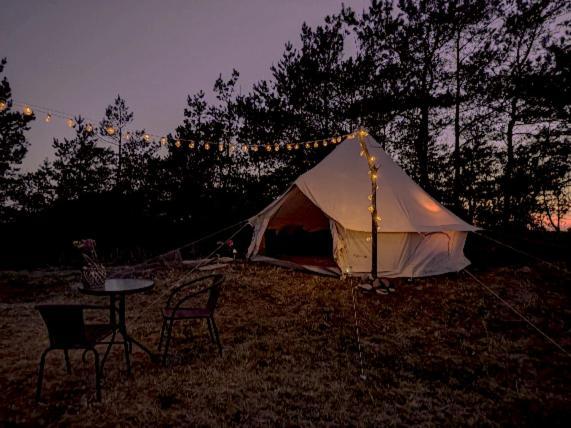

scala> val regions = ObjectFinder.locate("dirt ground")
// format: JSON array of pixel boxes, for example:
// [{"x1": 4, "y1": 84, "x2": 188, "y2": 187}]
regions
[{"x1": 0, "y1": 261, "x2": 570, "y2": 426}]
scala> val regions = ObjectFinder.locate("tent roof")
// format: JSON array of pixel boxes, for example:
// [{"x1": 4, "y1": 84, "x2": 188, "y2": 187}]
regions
[{"x1": 277, "y1": 133, "x2": 477, "y2": 233}]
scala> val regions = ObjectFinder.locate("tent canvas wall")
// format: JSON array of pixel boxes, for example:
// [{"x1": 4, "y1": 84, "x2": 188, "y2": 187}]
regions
[{"x1": 247, "y1": 133, "x2": 478, "y2": 277}]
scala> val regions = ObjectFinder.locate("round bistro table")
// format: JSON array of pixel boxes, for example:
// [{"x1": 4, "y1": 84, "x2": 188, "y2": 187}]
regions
[{"x1": 79, "y1": 278, "x2": 155, "y2": 375}]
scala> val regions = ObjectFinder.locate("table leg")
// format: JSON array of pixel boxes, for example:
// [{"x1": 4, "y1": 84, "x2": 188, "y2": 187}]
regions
[{"x1": 118, "y1": 295, "x2": 132, "y2": 375}]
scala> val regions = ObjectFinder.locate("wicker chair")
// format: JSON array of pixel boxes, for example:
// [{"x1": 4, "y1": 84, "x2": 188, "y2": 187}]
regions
[
  {"x1": 158, "y1": 274, "x2": 224, "y2": 365},
  {"x1": 35, "y1": 304, "x2": 112, "y2": 401}
]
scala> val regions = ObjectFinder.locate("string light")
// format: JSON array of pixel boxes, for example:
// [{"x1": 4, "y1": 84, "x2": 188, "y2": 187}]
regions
[
  {"x1": 175, "y1": 139, "x2": 181, "y2": 148},
  {"x1": 286, "y1": 143, "x2": 292, "y2": 151},
  {"x1": 265, "y1": 144, "x2": 271, "y2": 152},
  {"x1": 242, "y1": 144, "x2": 249, "y2": 153},
  {"x1": 23, "y1": 105, "x2": 33, "y2": 116},
  {"x1": 313, "y1": 141, "x2": 319, "y2": 148},
  {"x1": 229, "y1": 144, "x2": 235, "y2": 153},
  {"x1": 44, "y1": 113, "x2": 52, "y2": 123},
  {"x1": 0, "y1": 100, "x2": 6, "y2": 111},
  {"x1": 160, "y1": 137, "x2": 167, "y2": 146},
  {"x1": 274, "y1": 143, "x2": 280, "y2": 152},
  {"x1": 368, "y1": 205, "x2": 374, "y2": 213},
  {"x1": 188, "y1": 142, "x2": 195, "y2": 149},
  {"x1": 67, "y1": 118, "x2": 75, "y2": 128},
  {"x1": 295, "y1": 143, "x2": 300, "y2": 150},
  {"x1": 305, "y1": 142, "x2": 310, "y2": 149},
  {"x1": 143, "y1": 133, "x2": 151, "y2": 142},
  {"x1": 218, "y1": 143, "x2": 224, "y2": 152},
  {"x1": 106, "y1": 125, "x2": 115, "y2": 135},
  {"x1": 323, "y1": 139, "x2": 328, "y2": 147},
  {"x1": 204, "y1": 142, "x2": 211, "y2": 150},
  {"x1": 85, "y1": 123, "x2": 93, "y2": 133},
  {"x1": 371, "y1": 173, "x2": 378, "y2": 181},
  {"x1": 369, "y1": 156, "x2": 376, "y2": 163},
  {"x1": 252, "y1": 144, "x2": 259, "y2": 152}
]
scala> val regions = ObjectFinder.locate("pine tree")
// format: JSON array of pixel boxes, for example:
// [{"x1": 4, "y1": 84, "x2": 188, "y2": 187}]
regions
[
  {"x1": 0, "y1": 58, "x2": 35, "y2": 220},
  {"x1": 52, "y1": 116, "x2": 114, "y2": 201}
]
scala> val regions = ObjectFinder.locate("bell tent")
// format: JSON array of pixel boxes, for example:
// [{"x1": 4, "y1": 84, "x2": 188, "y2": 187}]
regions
[{"x1": 247, "y1": 133, "x2": 478, "y2": 277}]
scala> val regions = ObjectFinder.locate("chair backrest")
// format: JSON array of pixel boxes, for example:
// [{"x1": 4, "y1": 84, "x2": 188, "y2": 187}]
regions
[
  {"x1": 206, "y1": 274, "x2": 224, "y2": 312},
  {"x1": 36, "y1": 305, "x2": 87, "y2": 348}
]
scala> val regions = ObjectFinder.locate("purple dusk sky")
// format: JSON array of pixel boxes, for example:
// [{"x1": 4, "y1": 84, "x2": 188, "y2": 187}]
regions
[{"x1": 1, "y1": 0, "x2": 367, "y2": 172}]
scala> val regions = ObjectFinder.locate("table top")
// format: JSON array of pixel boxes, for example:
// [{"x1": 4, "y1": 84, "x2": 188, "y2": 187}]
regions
[{"x1": 78, "y1": 278, "x2": 154, "y2": 295}]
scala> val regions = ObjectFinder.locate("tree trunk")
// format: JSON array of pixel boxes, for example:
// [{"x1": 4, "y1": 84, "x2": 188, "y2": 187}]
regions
[
  {"x1": 453, "y1": 29, "x2": 461, "y2": 212},
  {"x1": 503, "y1": 98, "x2": 517, "y2": 229},
  {"x1": 417, "y1": 101, "x2": 430, "y2": 190}
]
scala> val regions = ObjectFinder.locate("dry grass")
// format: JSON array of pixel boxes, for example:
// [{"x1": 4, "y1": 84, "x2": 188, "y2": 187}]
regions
[{"x1": 0, "y1": 262, "x2": 570, "y2": 426}]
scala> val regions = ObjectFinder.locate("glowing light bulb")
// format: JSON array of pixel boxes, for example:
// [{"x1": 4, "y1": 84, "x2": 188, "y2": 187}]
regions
[
  {"x1": 252, "y1": 145, "x2": 259, "y2": 152},
  {"x1": 369, "y1": 156, "x2": 376, "y2": 162},
  {"x1": 66, "y1": 118, "x2": 76, "y2": 128},
  {"x1": 106, "y1": 126, "x2": 115, "y2": 135},
  {"x1": 360, "y1": 151, "x2": 365, "y2": 157},
  {"x1": 189, "y1": 142, "x2": 195, "y2": 149},
  {"x1": 242, "y1": 144, "x2": 249, "y2": 152},
  {"x1": 23, "y1": 105, "x2": 33, "y2": 116},
  {"x1": 219, "y1": 143, "x2": 224, "y2": 152},
  {"x1": 294, "y1": 143, "x2": 300, "y2": 150},
  {"x1": 144, "y1": 133, "x2": 151, "y2": 142},
  {"x1": 160, "y1": 137, "x2": 167, "y2": 146},
  {"x1": 274, "y1": 143, "x2": 280, "y2": 152},
  {"x1": 347, "y1": 133, "x2": 355, "y2": 140},
  {"x1": 44, "y1": 113, "x2": 52, "y2": 123},
  {"x1": 85, "y1": 123, "x2": 93, "y2": 133},
  {"x1": 337, "y1": 136, "x2": 342, "y2": 143},
  {"x1": 331, "y1": 137, "x2": 336, "y2": 144},
  {"x1": 368, "y1": 194, "x2": 373, "y2": 201},
  {"x1": 368, "y1": 205, "x2": 374, "y2": 213},
  {"x1": 358, "y1": 129, "x2": 368, "y2": 137},
  {"x1": 125, "y1": 132, "x2": 131, "y2": 141},
  {"x1": 0, "y1": 100, "x2": 7, "y2": 111},
  {"x1": 366, "y1": 237, "x2": 371, "y2": 242},
  {"x1": 322, "y1": 139, "x2": 328, "y2": 147},
  {"x1": 376, "y1": 215, "x2": 382, "y2": 222},
  {"x1": 265, "y1": 144, "x2": 271, "y2": 152},
  {"x1": 305, "y1": 142, "x2": 310, "y2": 149},
  {"x1": 175, "y1": 140, "x2": 181, "y2": 148},
  {"x1": 313, "y1": 141, "x2": 319, "y2": 148},
  {"x1": 371, "y1": 173, "x2": 378, "y2": 181},
  {"x1": 286, "y1": 143, "x2": 292, "y2": 151},
  {"x1": 204, "y1": 142, "x2": 211, "y2": 150},
  {"x1": 229, "y1": 144, "x2": 235, "y2": 152}
]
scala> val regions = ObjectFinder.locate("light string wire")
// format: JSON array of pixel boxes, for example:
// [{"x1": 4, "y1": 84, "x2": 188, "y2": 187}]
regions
[{"x1": 6, "y1": 99, "x2": 355, "y2": 152}]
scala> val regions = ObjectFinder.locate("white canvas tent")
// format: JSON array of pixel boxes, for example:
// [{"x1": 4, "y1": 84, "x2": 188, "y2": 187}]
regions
[{"x1": 247, "y1": 133, "x2": 478, "y2": 277}]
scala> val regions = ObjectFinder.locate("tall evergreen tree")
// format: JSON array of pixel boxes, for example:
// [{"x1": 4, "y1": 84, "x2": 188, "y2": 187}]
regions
[
  {"x1": 52, "y1": 116, "x2": 114, "y2": 201},
  {"x1": 99, "y1": 95, "x2": 134, "y2": 188},
  {"x1": 0, "y1": 58, "x2": 35, "y2": 220}
]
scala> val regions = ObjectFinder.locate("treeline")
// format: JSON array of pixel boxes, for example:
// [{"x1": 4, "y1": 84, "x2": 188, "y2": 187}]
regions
[{"x1": 1, "y1": 0, "x2": 570, "y2": 267}]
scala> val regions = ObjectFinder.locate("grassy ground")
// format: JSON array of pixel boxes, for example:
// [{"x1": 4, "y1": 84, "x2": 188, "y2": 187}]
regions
[{"x1": 0, "y1": 261, "x2": 570, "y2": 426}]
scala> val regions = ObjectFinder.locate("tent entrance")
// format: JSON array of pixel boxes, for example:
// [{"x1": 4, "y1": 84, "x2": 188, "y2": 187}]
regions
[{"x1": 258, "y1": 186, "x2": 336, "y2": 267}]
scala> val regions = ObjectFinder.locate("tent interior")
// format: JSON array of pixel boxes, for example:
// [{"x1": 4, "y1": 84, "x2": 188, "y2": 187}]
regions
[{"x1": 257, "y1": 187, "x2": 337, "y2": 268}]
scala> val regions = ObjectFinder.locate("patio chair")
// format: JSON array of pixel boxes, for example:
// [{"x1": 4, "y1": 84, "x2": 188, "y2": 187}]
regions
[
  {"x1": 158, "y1": 274, "x2": 224, "y2": 365},
  {"x1": 35, "y1": 304, "x2": 113, "y2": 402}
]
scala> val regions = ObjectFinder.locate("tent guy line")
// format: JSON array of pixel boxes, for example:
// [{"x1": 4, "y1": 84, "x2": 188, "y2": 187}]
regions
[{"x1": 463, "y1": 269, "x2": 571, "y2": 359}]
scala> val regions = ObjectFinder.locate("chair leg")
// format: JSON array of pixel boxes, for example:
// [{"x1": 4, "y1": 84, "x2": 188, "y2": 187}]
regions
[
  {"x1": 158, "y1": 318, "x2": 167, "y2": 352},
  {"x1": 91, "y1": 349, "x2": 101, "y2": 402},
  {"x1": 162, "y1": 319, "x2": 175, "y2": 366},
  {"x1": 36, "y1": 348, "x2": 51, "y2": 402},
  {"x1": 206, "y1": 318, "x2": 215, "y2": 343},
  {"x1": 210, "y1": 317, "x2": 223, "y2": 356},
  {"x1": 63, "y1": 349, "x2": 72, "y2": 374}
]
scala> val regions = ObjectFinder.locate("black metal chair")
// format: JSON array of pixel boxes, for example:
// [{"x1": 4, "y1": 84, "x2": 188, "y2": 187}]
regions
[
  {"x1": 158, "y1": 274, "x2": 224, "y2": 365},
  {"x1": 35, "y1": 304, "x2": 113, "y2": 402}
]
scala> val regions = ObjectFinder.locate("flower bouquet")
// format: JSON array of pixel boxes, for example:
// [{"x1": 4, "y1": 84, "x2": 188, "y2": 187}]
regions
[{"x1": 73, "y1": 239, "x2": 107, "y2": 289}]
